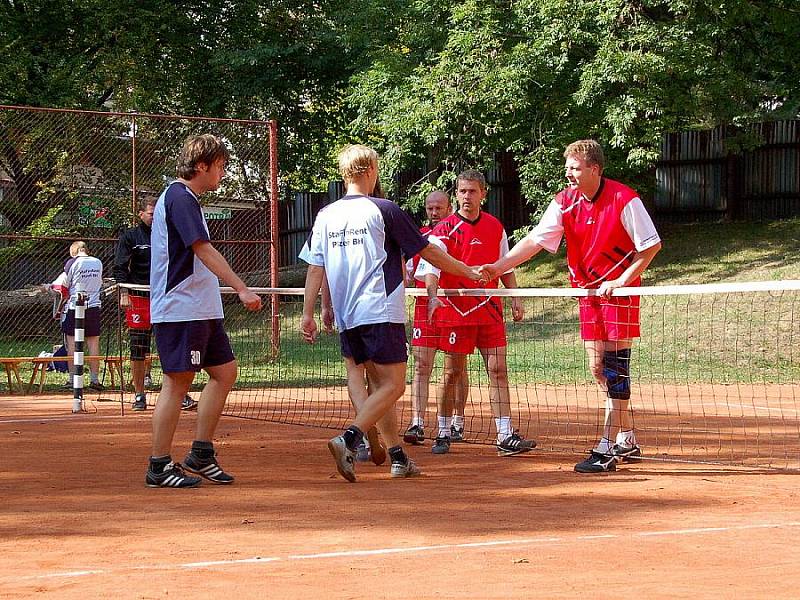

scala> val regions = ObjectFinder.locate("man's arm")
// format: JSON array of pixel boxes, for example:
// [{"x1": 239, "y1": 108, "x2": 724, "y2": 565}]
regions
[
  {"x1": 113, "y1": 230, "x2": 133, "y2": 307},
  {"x1": 597, "y1": 242, "x2": 662, "y2": 297},
  {"x1": 500, "y1": 271, "x2": 524, "y2": 322},
  {"x1": 418, "y1": 244, "x2": 482, "y2": 282},
  {"x1": 301, "y1": 264, "x2": 325, "y2": 343},
  {"x1": 191, "y1": 240, "x2": 262, "y2": 311},
  {"x1": 320, "y1": 271, "x2": 334, "y2": 333}
]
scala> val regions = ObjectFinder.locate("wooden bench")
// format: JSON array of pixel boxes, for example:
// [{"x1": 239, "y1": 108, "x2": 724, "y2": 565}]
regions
[{"x1": 0, "y1": 355, "x2": 154, "y2": 395}]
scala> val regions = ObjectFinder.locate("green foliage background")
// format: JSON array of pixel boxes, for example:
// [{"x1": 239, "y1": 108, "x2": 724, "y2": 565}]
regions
[{"x1": 1, "y1": 0, "x2": 799, "y2": 216}]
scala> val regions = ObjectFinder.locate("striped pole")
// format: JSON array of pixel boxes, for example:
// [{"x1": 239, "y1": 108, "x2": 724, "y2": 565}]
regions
[{"x1": 72, "y1": 284, "x2": 86, "y2": 413}]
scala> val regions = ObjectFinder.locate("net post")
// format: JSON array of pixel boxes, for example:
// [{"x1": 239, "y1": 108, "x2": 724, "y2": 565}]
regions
[
  {"x1": 72, "y1": 283, "x2": 85, "y2": 413},
  {"x1": 269, "y1": 119, "x2": 280, "y2": 358}
]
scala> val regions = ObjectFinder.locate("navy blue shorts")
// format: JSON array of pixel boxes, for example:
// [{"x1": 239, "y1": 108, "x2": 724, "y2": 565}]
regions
[
  {"x1": 340, "y1": 322, "x2": 408, "y2": 365},
  {"x1": 61, "y1": 307, "x2": 101, "y2": 337},
  {"x1": 153, "y1": 319, "x2": 235, "y2": 373}
]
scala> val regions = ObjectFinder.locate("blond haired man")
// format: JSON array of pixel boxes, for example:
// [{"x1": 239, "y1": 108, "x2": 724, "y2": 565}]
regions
[{"x1": 300, "y1": 144, "x2": 482, "y2": 482}]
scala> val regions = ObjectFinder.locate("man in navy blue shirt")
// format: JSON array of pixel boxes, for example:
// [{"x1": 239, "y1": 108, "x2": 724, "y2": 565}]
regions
[{"x1": 145, "y1": 134, "x2": 262, "y2": 489}]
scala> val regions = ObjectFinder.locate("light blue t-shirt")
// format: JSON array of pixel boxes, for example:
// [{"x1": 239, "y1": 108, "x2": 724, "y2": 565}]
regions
[
  {"x1": 299, "y1": 195, "x2": 428, "y2": 331},
  {"x1": 150, "y1": 181, "x2": 223, "y2": 323}
]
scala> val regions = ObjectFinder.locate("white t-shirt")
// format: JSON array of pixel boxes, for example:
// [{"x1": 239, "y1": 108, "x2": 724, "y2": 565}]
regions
[
  {"x1": 299, "y1": 195, "x2": 428, "y2": 331},
  {"x1": 63, "y1": 254, "x2": 103, "y2": 309}
]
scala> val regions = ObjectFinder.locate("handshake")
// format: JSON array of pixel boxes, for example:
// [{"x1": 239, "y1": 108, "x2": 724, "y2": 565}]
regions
[{"x1": 464, "y1": 263, "x2": 502, "y2": 284}]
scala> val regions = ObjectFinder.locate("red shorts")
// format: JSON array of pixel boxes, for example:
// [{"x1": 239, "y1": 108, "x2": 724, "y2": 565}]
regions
[
  {"x1": 437, "y1": 322, "x2": 506, "y2": 354},
  {"x1": 126, "y1": 294, "x2": 151, "y2": 330},
  {"x1": 411, "y1": 298, "x2": 440, "y2": 348},
  {"x1": 578, "y1": 296, "x2": 640, "y2": 341}
]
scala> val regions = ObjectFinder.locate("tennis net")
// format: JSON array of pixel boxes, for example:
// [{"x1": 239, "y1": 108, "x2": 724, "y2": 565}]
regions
[{"x1": 207, "y1": 281, "x2": 800, "y2": 470}]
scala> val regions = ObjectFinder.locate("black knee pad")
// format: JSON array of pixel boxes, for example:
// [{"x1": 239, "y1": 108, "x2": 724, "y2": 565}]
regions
[
  {"x1": 603, "y1": 349, "x2": 631, "y2": 400},
  {"x1": 129, "y1": 329, "x2": 152, "y2": 361}
]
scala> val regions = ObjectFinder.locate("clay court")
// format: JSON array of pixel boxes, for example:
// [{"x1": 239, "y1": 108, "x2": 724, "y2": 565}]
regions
[{"x1": 2, "y1": 393, "x2": 799, "y2": 599}]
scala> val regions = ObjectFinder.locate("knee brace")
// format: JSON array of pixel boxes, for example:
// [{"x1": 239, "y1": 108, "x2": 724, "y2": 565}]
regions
[{"x1": 603, "y1": 349, "x2": 631, "y2": 400}]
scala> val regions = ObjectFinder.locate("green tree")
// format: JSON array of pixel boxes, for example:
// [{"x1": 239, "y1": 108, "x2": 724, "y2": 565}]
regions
[{"x1": 347, "y1": 0, "x2": 800, "y2": 216}]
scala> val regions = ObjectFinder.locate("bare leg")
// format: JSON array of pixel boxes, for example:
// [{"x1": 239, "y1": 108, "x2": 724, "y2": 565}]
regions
[
  {"x1": 410, "y1": 346, "x2": 436, "y2": 426},
  {"x1": 439, "y1": 353, "x2": 467, "y2": 429},
  {"x1": 354, "y1": 361, "x2": 407, "y2": 448},
  {"x1": 86, "y1": 336, "x2": 100, "y2": 381},
  {"x1": 131, "y1": 360, "x2": 147, "y2": 395},
  {"x1": 480, "y1": 346, "x2": 511, "y2": 419},
  {"x1": 584, "y1": 339, "x2": 634, "y2": 445},
  {"x1": 195, "y1": 360, "x2": 238, "y2": 442},
  {"x1": 152, "y1": 370, "x2": 194, "y2": 456}
]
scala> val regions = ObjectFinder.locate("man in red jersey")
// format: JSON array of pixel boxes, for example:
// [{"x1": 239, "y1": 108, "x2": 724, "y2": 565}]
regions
[
  {"x1": 417, "y1": 171, "x2": 535, "y2": 456},
  {"x1": 403, "y1": 190, "x2": 469, "y2": 445},
  {"x1": 481, "y1": 140, "x2": 662, "y2": 473}
]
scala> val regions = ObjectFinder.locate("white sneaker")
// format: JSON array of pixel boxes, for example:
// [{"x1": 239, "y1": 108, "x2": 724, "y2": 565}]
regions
[
  {"x1": 390, "y1": 458, "x2": 421, "y2": 478},
  {"x1": 144, "y1": 374, "x2": 153, "y2": 388}
]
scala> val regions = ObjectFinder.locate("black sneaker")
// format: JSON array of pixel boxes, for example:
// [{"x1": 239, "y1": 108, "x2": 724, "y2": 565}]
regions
[
  {"x1": 611, "y1": 443, "x2": 642, "y2": 463},
  {"x1": 181, "y1": 395, "x2": 198, "y2": 411},
  {"x1": 132, "y1": 394, "x2": 147, "y2": 411},
  {"x1": 403, "y1": 424, "x2": 425, "y2": 445},
  {"x1": 431, "y1": 436, "x2": 451, "y2": 454},
  {"x1": 450, "y1": 425, "x2": 465, "y2": 442},
  {"x1": 182, "y1": 452, "x2": 235, "y2": 484},
  {"x1": 497, "y1": 432, "x2": 536, "y2": 456},
  {"x1": 146, "y1": 461, "x2": 202, "y2": 488},
  {"x1": 574, "y1": 450, "x2": 617, "y2": 473}
]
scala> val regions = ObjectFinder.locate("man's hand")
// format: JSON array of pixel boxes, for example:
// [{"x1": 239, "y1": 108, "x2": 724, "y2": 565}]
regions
[
  {"x1": 238, "y1": 289, "x2": 262, "y2": 311},
  {"x1": 300, "y1": 314, "x2": 318, "y2": 343},
  {"x1": 427, "y1": 296, "x2": 443, "y2": 324},
  {"x1": 479, "y1": 263, "x2": 500, "y2": 282},
  {"x1": 511, "y1": 296, "x2": 524, "y2": 322},
  {"x1": 119, "y1": 291, "x2": 131, "y2": 308},
  {"x1": 321, "y1": 306, "x2": 335, "y2": 333},
  {"x1": 597, "y1": 278, "x2": 624, "y2": 298}
]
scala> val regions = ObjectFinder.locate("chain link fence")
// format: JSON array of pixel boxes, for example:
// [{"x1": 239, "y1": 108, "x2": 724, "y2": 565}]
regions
[{"x1": 0, "y1": 105, "x2": 278, "y2": 394}]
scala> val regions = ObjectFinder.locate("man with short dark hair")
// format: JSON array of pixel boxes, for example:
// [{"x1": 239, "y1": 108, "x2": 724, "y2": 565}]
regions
[
  {"x1": 419, "y1": 170, "x2": 535, "y2": 457},
  {"x1": 146, "y1": 134, "x2": 262, "y2": 488}
]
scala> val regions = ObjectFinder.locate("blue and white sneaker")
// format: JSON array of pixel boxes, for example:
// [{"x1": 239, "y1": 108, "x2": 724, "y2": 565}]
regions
[
  {"x1": 574, "y1": 451, "x2": 617, "y2": 473},
  {"x1": 611, "y1": 443, "x2": 642, "y2": 463},
  {"x1": 146, "y1": 461, "x2": 202, "y2": 488},
  {"x1": 182, "y1": 452, "x2": 234, "y2": 484}
]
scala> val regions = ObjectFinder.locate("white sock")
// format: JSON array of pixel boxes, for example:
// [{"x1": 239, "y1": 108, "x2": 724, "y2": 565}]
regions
[
  {"x1": 437, "y1": 416, "x2": 450, "y2": 438},
  {"x1": 412, "y1": 416, "x2": 424, "y2": 428},
  {"x1": 615, "y1": 430, "x2": 636, "y2": 446},
  {"x1": 451, "y1": 415, "x2": 464, "y2": 429},
  {"x1": 595, "y1": 437, "x2": 613, "y2": 454},
  {"x1": 495, "y1": 417, "x2": 512, "y2": 443}
]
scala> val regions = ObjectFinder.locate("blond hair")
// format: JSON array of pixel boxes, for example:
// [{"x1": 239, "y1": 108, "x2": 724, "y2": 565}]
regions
[
  {"x1": 564, "y1": 139, "x2": 605, "y2": 172},
  {"x1": 69, "y1": 240, "x2": 88, "y2": 257},
  {"x1": 338, "y1": 144, "x2": 378, "y2": 184}
]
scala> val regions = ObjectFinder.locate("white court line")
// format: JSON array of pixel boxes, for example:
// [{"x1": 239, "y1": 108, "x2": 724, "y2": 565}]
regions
[
  {"x1": 17, "y1": 521, "x2": 800, "y2": 582},
  {"x1": 0, "y1": 415, "x2": 119, "y2": 425}
]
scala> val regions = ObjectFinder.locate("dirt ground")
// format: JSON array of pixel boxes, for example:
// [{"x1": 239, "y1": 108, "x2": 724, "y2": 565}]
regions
[{"x1": 2, "y1": 394, "x2": 799, "y2": 599}]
